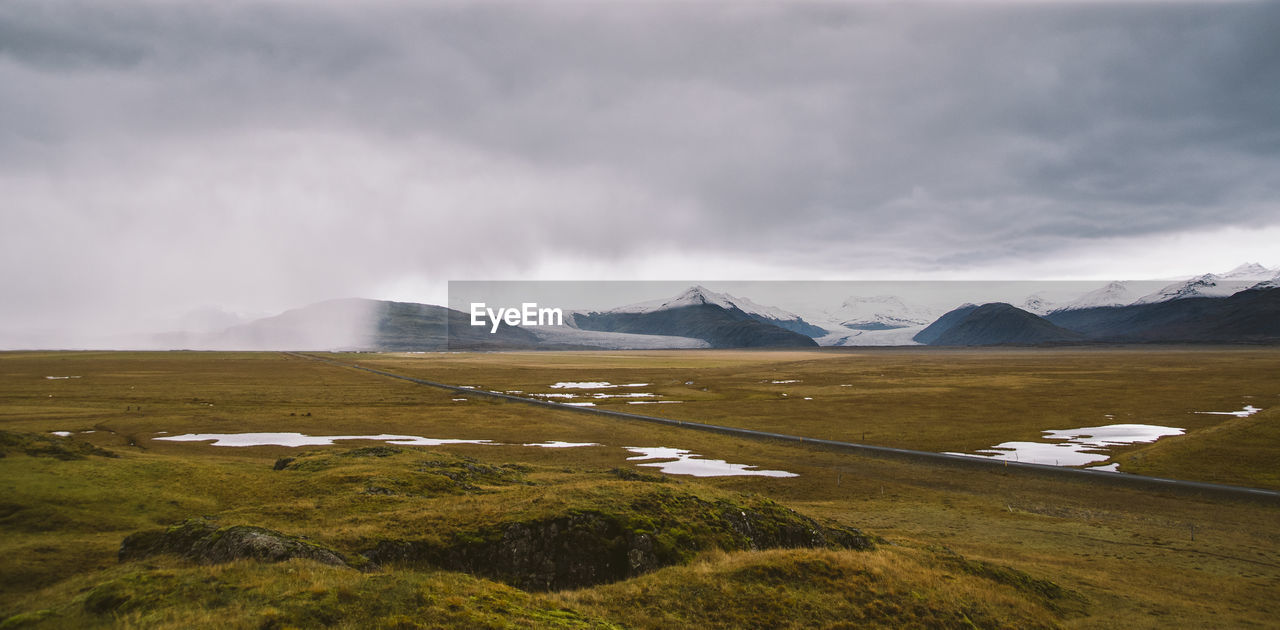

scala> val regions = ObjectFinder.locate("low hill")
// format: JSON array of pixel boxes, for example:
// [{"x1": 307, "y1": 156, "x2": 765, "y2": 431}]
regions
[{"x1": 915, "y1": 303, "x2": 1085, "y2": 346}]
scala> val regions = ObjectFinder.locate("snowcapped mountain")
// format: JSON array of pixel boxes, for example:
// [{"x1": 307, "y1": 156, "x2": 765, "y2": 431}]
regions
[
  {"x1": 1050, "y1": 281, "x2": 1143, "y2": 313},
  {"x1": 1133, "y1": 264, "x2": 1276, "y2": 305},
  {"x1": 609, "y1": 285, "x2": 782, "y2": 318},
  {"x1": 605, "y1": 285, "x2": 826, "y2": 337},
  {"x1": 1250, "y1": 275, "x2": 1280, "y2": 291},
  {"x1": 1132, "y1": 274, "x2": 1233, "y2": 304},
  {"x1": 1020, "y1": 293, "x2": 1056, "y2": 316},
  {"x1": 1049, "y1": 263, "x2": 1278, "y2": 312},
  {"x1": 572, "y1": 286, "x2": 821, "y2": 347},
  {"x1": 1220, "y1": 262, "x2": 1274, "y2": 280},
  {"x1": 822, "y1": 295, "x2": 936, "y2": 331}
]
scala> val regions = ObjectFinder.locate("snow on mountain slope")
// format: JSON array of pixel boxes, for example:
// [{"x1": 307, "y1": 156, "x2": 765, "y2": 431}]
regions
[
  {"x1": 1021, "y1": 294, "x2": 1056, "y2": 316},
  {"x1": 821, "y1": 295, "x2": 936, "y2": 331},
  {"x1": 1220, "y1": 262, "x2": 1274, "y2": 280},
  {"x1": 1133, "y1": 266, "x2": 1275, "y2": 305},
  {"x1": 816, "y1": 325, "x2": 925, "y2": 346},
  {"x1": 1051, "y1": 263, "x2": 1277, "y2": 311},
  {"x1": 607, "y1": 285, "x2": 796, "y2": 320},
  {"x1": 598, "y1": 285, "x2": 826, "y2": 338},
  {"x1": 1050, "y1": 281, "x2": 1143, "y2": 312},
  {"x1": 1249, "y1": 271, "x2": 1280, "y2": 290},
  {"x1": 525, "y1": 326, "x2": 710, "y2": 349}
]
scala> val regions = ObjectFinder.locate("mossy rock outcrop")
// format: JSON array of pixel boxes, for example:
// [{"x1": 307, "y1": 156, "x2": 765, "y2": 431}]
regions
[
  {"x1": 0, "y1": 430, "x2": 117, "y2": 460},
  {"x1": 365, "y1": 487, "x2": 872, "y2": 591},
  {"x1": 119, "y1": 519, "x2": 347, "y2": 567}
]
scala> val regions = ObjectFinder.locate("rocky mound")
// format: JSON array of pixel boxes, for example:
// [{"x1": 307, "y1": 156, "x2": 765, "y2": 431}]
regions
[
  {"x1": 364, "y1": 488, "x2": 872, "y2": 591},
  {"x1": 119, "y1": 519, "x2": 347, "y2": 567}
]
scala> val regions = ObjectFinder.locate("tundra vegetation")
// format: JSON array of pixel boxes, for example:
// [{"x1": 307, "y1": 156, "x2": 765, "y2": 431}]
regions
[{"x1": 1, "y1": 349, "x2": 1277, "y2": 628}]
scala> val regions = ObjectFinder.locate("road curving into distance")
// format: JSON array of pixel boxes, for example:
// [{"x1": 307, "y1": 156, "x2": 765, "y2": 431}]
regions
[{"x1": 289, "y1": 352, "x2": 1280, "y2": 505}]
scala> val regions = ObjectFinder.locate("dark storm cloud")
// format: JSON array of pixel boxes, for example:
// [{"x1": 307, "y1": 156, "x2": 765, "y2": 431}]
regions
[{"x1": 2, "y1": 0, "x2": 1279, "y2": 341}]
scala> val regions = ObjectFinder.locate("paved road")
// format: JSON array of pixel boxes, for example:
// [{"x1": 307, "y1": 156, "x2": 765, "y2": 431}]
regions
[{"x1": 290, "y1": 352, "x2": 1280, "y2": 505}]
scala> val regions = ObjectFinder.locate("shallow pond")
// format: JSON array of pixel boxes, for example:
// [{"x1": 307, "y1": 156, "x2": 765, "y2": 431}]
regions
[
  {"x1": 1194, "y1": 404, "x2": 1262, "y2": 418},
  {"x1": 549, "y1": 381, "x2": 649, "y2": 389},
  {"x1": 624, "y1": 447, "x2": 798, "y2": 477},
  {"x1": 945, "y1": 423, "x2": 1185, "y2": 467},
  {"x1": 149, "y1": 433, "x2": 795, "y2": 477},
  {"x1": 154, "y1": 433, "x2": 495, "y2": 448}
]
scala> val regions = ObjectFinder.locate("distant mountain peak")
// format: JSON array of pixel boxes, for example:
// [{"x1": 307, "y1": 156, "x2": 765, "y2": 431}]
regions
[
  {"x1": 602, "y1": 286, "x2": 826, "y2": 338},
  {"x1": 1049, "y1": 281, "x2": 1141, "y2": 313},
  {"x1": 1021, "y1": 293, "x2": 1056, "y2": 316},
  {"x1": 1133, "y1": 272, "x2": 1244, "y2": 305},
  {"x1": 827, "y1": 294, "x2": 935, "y2": 330},
  {"x1": 915, "y1": 302, "x2": 1084, "y2": 346},
  {"x1": 1221, "y1": 262, "x2": 1273, "y2": 279},
  {"x1": 610, "y1": 285, "x2": 795, "y2": 320}
]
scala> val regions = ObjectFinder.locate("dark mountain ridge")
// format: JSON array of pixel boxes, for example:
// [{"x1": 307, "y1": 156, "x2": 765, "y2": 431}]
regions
[
  {"x1": 914, "y1": 303, "x2": 1084, "y2": 346},
  {"x1": 1044, "y1": 286, "x2": 1280, "y2": 343},
  {"x1": 916, "y1": 287, "x2": 1280, "y2": 346},
  {"x1": 574, "y1": 305, "x2": 819, "y2": 349}
]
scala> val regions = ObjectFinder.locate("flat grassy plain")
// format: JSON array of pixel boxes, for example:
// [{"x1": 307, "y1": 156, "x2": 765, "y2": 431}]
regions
[
  {"x1": 1, "y1": 349, "x2": 1278, "y2": 628},
  {"x1": 355, "y1": 347, "x2": 1280, "y2": 487}
]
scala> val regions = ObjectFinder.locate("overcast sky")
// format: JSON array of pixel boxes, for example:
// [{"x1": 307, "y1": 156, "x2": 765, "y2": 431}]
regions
[{"x1": 2, "y1": 0, "x2": 1279, "y2": 343}]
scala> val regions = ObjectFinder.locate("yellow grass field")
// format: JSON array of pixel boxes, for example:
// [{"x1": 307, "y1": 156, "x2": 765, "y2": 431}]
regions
[{"x1": 1, "y1": 349, "x2": 1277, "y2": 628}]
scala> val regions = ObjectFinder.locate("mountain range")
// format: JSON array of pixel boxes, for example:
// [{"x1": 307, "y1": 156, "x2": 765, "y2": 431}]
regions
[
  {"x1": 143, "y1": 264, "x2": 1280, "y2": 351},
  {"x1": 916, "y1": 286, "x2": 1280, "y2": 346}
]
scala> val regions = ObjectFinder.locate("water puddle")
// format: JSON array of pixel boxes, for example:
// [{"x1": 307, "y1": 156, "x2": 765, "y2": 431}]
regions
[
  {"x1": 627, "y1": 400, "x2": 683, "y2": 405},
  {"x1": 769, "y1": 379, "x2": 800, "y2": 384},
  {"x1": 624, "y1": 447, "x2": 798, "y2": 478},
  {"x1": 549, "y1": 382, "x2": 649, "y2": 389},
  {"x1": 50, "y1": 431, "x2": 73, "y2": 437},
  {"x1": 529, "y1": 389, "x2": 669, "y2": 404},
  {"x1": 45, "y1": 376, "x2": 82, "y2": 380},
  {"x1": 1194, "y1": 405, "x2": 1262, "y2": 418},
  {"x1": 945, "y1": 424, "x2": 1184, "y2": 467},
  {"x1": 522, "y1": 441, "x2": 599, "y2": 448},
  {"x1": 148, "y1": 433, "x2": 796, "y2": 479},
  {"x1": 154, "y1": 433, "x2": 495, "y2": 448}
]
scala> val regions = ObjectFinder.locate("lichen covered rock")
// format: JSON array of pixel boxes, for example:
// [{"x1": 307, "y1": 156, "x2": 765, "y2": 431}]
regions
[{"x1": 119, "y1": 518, "x2": 347, "y2": 567}]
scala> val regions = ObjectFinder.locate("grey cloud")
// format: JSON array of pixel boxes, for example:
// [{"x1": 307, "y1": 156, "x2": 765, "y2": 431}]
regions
[{"x1": 2, "y1": 1, "x2": 1279, "y2": 342}]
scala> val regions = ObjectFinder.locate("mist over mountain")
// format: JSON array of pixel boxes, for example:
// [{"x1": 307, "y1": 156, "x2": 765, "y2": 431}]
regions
[{"x1": 155, "y1": 299, "x2": 542, "y2": 351}]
